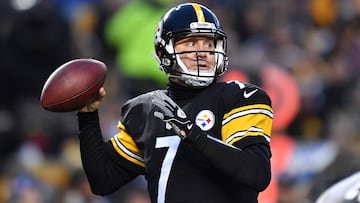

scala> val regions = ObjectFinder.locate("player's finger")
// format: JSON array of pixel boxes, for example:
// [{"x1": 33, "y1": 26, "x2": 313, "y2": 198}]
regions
[
  {"x1": 78, "y1": 92, "x2": 104, "y2": 112},
  {"x1": 154, "y1": 111, "x2": 165, "y2": 120},
  {"x1": 99, "y1": 87, "x2": 106, "y2": 97}
]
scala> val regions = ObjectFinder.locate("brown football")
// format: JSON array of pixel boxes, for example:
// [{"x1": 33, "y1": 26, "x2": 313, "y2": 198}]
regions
[{"x1": 40, "y1": 58, "x2": 107, "y2": 112}]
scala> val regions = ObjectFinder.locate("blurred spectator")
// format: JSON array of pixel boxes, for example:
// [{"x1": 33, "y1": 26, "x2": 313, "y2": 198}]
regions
[
  {"x1": 9, "y1": 174, "x2": 53, "y2": 203},
  {"x1": 122, "y1": 188, "x2": 151, "y2": 203},
  {"x1": 63, "y1": 169, "x2": 111, "y2": 203},
  {"x1": 6, "y1": 0, "x2": 72, "y2": 102},
  {"x1": 309, "y1": 110, "x2": 360, "y2": 201},
  {"x1": 1, "y1": 0, "x2": 73, "y2": 162},
  {"x1": 277, "y1": 173, "x2": 310, "y2": 203},
  {"x1": 52, "y1": 0, "x2": 100, "y2": 22},
  {"x1": 104, "y1": 0, "x2": 175, "y2": 97},
  {"x1": 107, "y1": 176, "x2": 149, "y2": 203}
]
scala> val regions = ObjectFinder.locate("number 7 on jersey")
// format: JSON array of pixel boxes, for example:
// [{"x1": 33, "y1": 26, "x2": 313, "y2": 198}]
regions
[{"x1": 155, "y1": 136, "x2": 181, "y2": 203}]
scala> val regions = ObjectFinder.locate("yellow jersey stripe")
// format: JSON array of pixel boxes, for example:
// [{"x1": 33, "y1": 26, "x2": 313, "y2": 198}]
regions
[
  {"x1": 222, "y1": 113, "x2": 272, "y2": 138},
  {"x1": 117, "y1": 121, "x2": 143, "y2": 155},
  {"x1": 225, "y1": 129, "x2": 271, "y2": 145},
  {"x1": 110, "y1": 121, "x2": 145, "y2": 167},
  {"x1": 223, "y1": 104, "x2": 273, "y2": 125},
  {"x1": 222, "y1": 104, "x2": 273, "y2": 144},
  {"x1": 192, "y1": 3, "x2": 205, "y2": 22},
  {"x1": 111, "y1": 136, "x2": 145, "y2": 167}
]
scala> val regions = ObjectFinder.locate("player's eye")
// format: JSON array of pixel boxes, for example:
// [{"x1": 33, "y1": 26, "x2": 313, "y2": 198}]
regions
[
  {"x1": 206, "y1": 42, "x2": 214, "y2": 48},
  {"x1": 203, "y1": 41, "x2": 215, "y2": 50},
  {"x1": 186, "y1": 41, "x2": 195, "y2": 47}
]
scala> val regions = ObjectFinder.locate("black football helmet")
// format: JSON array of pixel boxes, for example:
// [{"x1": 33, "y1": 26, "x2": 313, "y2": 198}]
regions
[{"x1": 154, "y1": 3, "x2": 228, "y2": 87}]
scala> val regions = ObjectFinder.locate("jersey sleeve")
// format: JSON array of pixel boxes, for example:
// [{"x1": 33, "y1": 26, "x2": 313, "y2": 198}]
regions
[
  {"x1": 77, "y1": 111, "x2": 142, "y2": 195},
  {"x1": 109, "y1": 95, "x2": 151, "y2": 172},
  {"x1": 110, "y1": 121, "x2": 145, "y2": 168},
  {"x1": 221, "y1": 81, "x2": 273, "y2": 148},
  {"x1": 184, "y1": 81, "x2": 273, "y2": 191}
]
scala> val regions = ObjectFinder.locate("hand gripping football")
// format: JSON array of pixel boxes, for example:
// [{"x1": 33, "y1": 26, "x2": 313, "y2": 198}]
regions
[{"x1": 40, "y1": 58, "x2": 107, "y2": 112}]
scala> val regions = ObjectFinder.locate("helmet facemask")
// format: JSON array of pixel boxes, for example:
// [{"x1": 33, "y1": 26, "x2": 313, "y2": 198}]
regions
[
  {"x1": 162, "y1": 28, "x2": 227, "y2": 87},
  {"x1": 173, "y1": 39, "x2": 225, "y2": 87},
  {"x1": 154, "y1": 3, "x2": 229, "y2": 88}
]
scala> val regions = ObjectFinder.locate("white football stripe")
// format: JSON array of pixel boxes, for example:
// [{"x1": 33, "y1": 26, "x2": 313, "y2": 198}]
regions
[
  {"x1": 222, "y1": 108, "x2": 273, "y2": 125},
  {"x1": 114, "y1": 136, "x2": 144, "y2": 163}
]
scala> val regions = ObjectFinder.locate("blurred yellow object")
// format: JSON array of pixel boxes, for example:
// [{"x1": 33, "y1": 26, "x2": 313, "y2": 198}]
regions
[
  {"x1": 308, "y1": 0, "x2": 337, "y2": 28},
  {"x1": 33, "y1": 160, "x2": 70, "y2": 190},
  {"x1": 60, "y1": 137, "x2": 83, "y2": 169},
  {"x1": 0, "y1": 176, "x2": 10, "y2": 203}
]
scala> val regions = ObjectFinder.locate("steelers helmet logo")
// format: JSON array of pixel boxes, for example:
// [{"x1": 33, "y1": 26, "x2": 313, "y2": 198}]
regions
[{"x1": 195, "y1": 110, "x2": 215, "y2": 131}]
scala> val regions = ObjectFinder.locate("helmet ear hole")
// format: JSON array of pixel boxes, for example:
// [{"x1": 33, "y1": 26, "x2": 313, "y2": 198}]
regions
[{"x1": 162, "y1": 57, "x2": 173, "y2": 67}]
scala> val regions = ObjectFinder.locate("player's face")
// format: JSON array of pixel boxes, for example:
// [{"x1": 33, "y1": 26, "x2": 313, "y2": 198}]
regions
[{"x1": 175, "y1": 36, "x2": 216, "y2": 71}]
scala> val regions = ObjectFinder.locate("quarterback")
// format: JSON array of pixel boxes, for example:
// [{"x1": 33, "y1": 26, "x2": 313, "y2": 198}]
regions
[{"x1": 77, "y1": 3, "x2": 273, "y2": 203}]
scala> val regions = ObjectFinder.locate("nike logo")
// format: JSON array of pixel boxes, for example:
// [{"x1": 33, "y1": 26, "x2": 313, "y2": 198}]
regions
[
  {"x1": 177, "y1": 109, "x2": 187, "y2": 118},
  {"x1": 243, "y1": 89, "x2": 258, "y2": 98},
  {"x1": 187, "y1": 123, "x2": 193, "y2": 130}
]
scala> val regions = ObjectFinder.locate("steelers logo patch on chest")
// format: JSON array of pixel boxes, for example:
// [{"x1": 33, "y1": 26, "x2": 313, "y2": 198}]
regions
[{"x1": 195, "y1": 110, "x2": 215, "y2": 131}]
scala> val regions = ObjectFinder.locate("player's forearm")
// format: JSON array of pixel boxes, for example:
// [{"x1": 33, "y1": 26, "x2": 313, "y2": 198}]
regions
[
  {"x1": 186, "y1": 127, "x2": 271, "y2": 191},
  {"x1": 77, "y1": 111, "x2": 135, "y2": 195}
]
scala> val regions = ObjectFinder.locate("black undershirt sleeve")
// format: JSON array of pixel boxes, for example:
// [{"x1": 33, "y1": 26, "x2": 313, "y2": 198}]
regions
[
  {"x1": 186, "y1": 126, "x2": 271, "y2": 192},
  {"x1": 77, "y1": 111, "x2": 139, "y2": 195}
]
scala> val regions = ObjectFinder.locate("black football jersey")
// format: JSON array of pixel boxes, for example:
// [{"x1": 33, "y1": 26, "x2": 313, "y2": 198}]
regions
[{"x1": 107, "y1": 81, "x2": 273, "y2": 203}]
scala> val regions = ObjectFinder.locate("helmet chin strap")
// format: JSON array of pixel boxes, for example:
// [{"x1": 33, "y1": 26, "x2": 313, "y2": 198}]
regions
[
  {"x1": 183, "y1": 75, "x2": 214, "y2": 87},
  {"x1": 169, "y1": 75, "x2": 214, "y2": 88}
]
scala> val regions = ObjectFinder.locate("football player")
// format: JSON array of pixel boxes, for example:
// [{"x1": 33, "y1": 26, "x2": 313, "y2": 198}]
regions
[
  {"x1": 77, "y1": 3, "x2": 273, "y2": 203},
  {"x1": 316, "y1": 172, "x2": 360, "y2": 203}
]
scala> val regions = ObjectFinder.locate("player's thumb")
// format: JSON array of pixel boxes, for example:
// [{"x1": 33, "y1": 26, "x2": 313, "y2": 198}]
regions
[
  {"x1": 99, "y1": 87, "x2": 106, "y2": 97},
  {"x1": 78, "y1": 87, "x2": 106, "y2": 113}
]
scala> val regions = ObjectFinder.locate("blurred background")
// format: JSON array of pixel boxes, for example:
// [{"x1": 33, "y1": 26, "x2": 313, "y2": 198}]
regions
[{"x1": 1, "y1": 0, "x2": 360, "y2": 202}]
